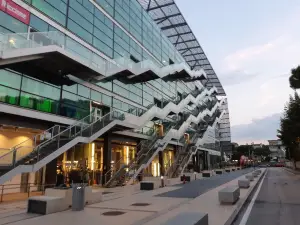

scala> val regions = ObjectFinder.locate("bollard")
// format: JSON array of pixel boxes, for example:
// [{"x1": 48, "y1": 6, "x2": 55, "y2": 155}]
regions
[{"x1": 160, "y1": 176, "x2": 164, "y2": 187}]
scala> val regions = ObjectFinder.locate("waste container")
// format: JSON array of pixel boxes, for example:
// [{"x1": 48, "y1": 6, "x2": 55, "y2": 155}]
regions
[{"x1": 72, "y1": 183, "x2": 85, "y2": 211}]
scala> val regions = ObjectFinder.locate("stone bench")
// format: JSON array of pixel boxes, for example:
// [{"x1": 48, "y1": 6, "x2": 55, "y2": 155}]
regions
[
  {"x1": 86, "y1": 187, "x2": 103, "y2": 204},
  {"x1": 237, "y1": 167, "x2": 241, "y2": 170},
  {"x1": 232, "y1": 168, "x2": 236, "y2": 171},
  {"x1": 140, "y1": 181, "x2": 155, "y2": 190},
  {"x1": 225, "y1": 169, "x2": 231, "y2": 173},
  {"x1": 161, "y1": 212, "x2": 208, "y2": 225},
  {"x1": 28, "y1": 196, "x2": 67, "y2": 215},
  {"x1": 202, "y1": 171, "x2": 212, "y2": 177},
  {"x1": 28, "y1": 187, "x2": 103, "y2": 214},
  {"x1": 238, "y1": 178, "x2": 250, "y2": 188},
  {"x1": 245, "y1": 174, "x2": 254, "y2": 181},
  {"x1": 180, "y1": 175, "x2": 191, "y2": 182},
  {"x1": 219, "y1": 186, "x2": 240, "y2": 204},
  {"x1": 215, "y1": 170, "x2": 223, "y2": 175}
]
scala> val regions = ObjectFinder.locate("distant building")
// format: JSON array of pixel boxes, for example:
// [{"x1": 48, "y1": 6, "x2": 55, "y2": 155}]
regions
[
  {"x1": 268, "y1": 140, "x2": 286, "y2": 159},
  {"x1": 252, "y1": 143, "x2": 263, "y2": 149}
]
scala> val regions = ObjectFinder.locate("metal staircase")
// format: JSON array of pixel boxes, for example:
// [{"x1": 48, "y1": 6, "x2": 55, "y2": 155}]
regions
[
  {"x1": 0, "y1": 110, "x2": 127, "y2": 184},
  {"x1": 97, "y1": 56, "x2": 207, "y2": 83},
  {"x1": 165, "y1": 132, "x2": 198, "y2": 178},
  {"x1": 180, "y1": 110, "x2": 226, "y2": 174},
  {"x1": 125, "y1": 98, "x2": 224, "y2": 184},
  {"x1": 124, "y1": 88, "x2": 217, "y2": 129},
  {"x1": 104, "y1": 120, "x2": 177, "y2": 187},
  {"x1": 0, "y1": 32, "x2": 206, "y2": 85},
  {"x1": 165, "y1": 108, "x2": 226, "y2": 177}
]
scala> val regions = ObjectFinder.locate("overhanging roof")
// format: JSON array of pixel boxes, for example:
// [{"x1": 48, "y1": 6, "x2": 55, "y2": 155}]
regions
[{"x1": 137, "y1": 0, "x2": 226, "y2": 96}]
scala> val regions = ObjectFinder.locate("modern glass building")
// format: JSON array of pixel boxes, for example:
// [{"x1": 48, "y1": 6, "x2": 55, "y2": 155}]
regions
[{"x1": 0, "y1": 0, "x2": 231, "y2": 188}]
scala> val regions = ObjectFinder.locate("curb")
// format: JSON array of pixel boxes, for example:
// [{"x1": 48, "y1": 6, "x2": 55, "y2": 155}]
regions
[{"x1": 223, "y1": 169, "x2": 267, "y2": 225}]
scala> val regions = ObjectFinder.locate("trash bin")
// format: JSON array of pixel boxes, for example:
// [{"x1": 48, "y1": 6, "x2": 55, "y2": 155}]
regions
[{"x1": 72, "y1": 183, "x2": 85, "y2": 211}]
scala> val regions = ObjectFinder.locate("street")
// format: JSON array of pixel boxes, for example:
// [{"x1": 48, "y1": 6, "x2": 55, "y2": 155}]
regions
[{"x1": 233, "y1": 168, "x2": 300, "y2": 225}]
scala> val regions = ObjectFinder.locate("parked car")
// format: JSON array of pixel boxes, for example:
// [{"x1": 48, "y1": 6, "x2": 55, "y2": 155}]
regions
[{"x1": 275, "y1": 162, "x2": 285, "y2": 167}]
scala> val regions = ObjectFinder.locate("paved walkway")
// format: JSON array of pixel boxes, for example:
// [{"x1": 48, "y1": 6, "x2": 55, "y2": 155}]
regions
[
  {"x1": 157, "y1": 168, "x2": 253, "y2": 198},
  {"x1": 0, "y1": 168, "x2": 264, "y2": 225},
  {"x1": 233, "y1": 168, "x2": 300, "y2": 225},
  {"x1": 1, "y1": 192, "x2": 43, "y2": 203}
]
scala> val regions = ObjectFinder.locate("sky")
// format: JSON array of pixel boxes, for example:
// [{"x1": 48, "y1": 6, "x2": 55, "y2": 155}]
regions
[{"x1": 176, "y1": 0, "x2": 300, "y2": 144}]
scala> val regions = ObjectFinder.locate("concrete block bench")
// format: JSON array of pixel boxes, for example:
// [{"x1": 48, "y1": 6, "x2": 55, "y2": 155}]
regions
[
  {"x1": 232, "y1": 168, "x2": 236, "y2": 171},
  {"x1": 245, "y1": 174, "x2": 254, "y2": 181},
  {"x1": 140, "y1": 181, "x2": 155, "y2": 190},
  {"x1": 180, "y1": 175, "x2": 191, "y2": 182},
  {"x1": 45, "y1": 188, "x2": 72, "y2": 206},
  {"x1": 85, "y1": 187, "x2": 103, "y2": 204},
  {"x1": 215, "y1": 169, "x2": 223, "y2": 175},
  {"x1": 225, "y1": 169, "x2": 231, "y2": 173},
  {"x1": 219, "y1": 186, "x2": 240, "y2": 204},
  {"x1": 238, "y1": 178, "x2": 250, "y2": 188},
  {"x1": 161, "y1": 212, "x2": 208, "y2": 225},
  {"x1": 202, "y1": 171, "x2": 212, "y2": 177},
  {"x1": 28, "y1": 186, "x2": 103, "y2": 214},
  {"x1": 28, "y1": 196, "x2": 68, "y2": 215},
  {"x1": 237, "y1": 167, "x2": 241, "y2": 170}
]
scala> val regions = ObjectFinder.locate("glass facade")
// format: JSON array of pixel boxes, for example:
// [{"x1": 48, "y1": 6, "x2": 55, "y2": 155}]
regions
[{"x1": 0, "y1": 1, "x2": 204, "y2": 121}]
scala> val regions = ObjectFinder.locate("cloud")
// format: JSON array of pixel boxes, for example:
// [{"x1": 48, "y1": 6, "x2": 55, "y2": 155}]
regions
[
  {"x1": 220, "y1": 70, "x2": 260, "y2": 86},
  {"x1": 221, "y1": 34, "x2": 300, "y2": 78},
  {"x1": 231, "y1": 113, "x2": 281, "y2": 144},
  {"x1": 217, "y1": 10, "x2": 300, "y2": 127}
]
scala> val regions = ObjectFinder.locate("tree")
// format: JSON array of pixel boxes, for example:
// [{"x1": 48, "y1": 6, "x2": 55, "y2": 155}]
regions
[
  {"x1": 289, "y1": 66, "x2": 300, "y2": 89},
  {"x1": 235, "y1": 145, "x2": 253, "y2": 157},
  {"x1": 253, "y1": 145, "x2": 271, "y2": 157},
  {"x1": 277, "y1": 92, "x2": 300, "y2": 167}
]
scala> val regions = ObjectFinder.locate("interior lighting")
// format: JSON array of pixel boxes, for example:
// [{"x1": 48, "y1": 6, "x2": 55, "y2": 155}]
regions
[
  {"x1": 9, "y1": 39, "x2": 15, "y2": 45},
  {"x1": 126, "y1": 146, "x2": 129, "y2": 165},
  {"x1": 91, "y1": 143, "x2": 95, "y2": 170}
]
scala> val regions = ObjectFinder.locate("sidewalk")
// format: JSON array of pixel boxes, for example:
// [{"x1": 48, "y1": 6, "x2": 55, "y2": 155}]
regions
[
  {"x1": 0, "y1": 168, "x2": 265, "y2": 225},
  {"x1": 0, "y1": 192, "x2": 43, "y2": 203},
  {"x1": 283, "y1": 167, "x2": 300, "y2": 175}
]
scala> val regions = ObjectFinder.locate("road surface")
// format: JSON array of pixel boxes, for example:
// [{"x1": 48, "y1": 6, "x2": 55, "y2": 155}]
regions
[
  {"x1": 157, "y1": 168, "x2": 253, "y2": 198},
  {"x1": 233, "y1": 167, "x2": 300, "y2": 225}
]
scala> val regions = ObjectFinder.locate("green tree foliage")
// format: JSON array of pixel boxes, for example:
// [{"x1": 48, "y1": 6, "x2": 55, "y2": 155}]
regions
[
  {"x1": 253, "y1": 146, "x2": 271, "y2": 157},
  {"x1": 289, "y1": 66, "x2": 300, "y2": 89},
  {"x1": 232, "y1": 145, "x2": 271, "y2": 159},
  {"x1": 277, "y1": 92, "x2": 300, "y2": 161},
  {"x1": 235, "y1": 145, "x2": 253, "y2": 156}
]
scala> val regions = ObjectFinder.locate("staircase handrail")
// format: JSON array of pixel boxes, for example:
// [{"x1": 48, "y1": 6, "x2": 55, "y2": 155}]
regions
[{"x1": 0, "y1": 125, "x2": 62, "y2": 161}]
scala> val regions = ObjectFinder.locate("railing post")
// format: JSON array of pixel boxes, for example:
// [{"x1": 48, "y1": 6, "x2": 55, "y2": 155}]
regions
[
  {"x1": 90, "y1": 123, "x2": 93, "y2": 136},
  {"x1": 12, "y1": 148, "x2": 17, "y2": 167},
  {"x1": 0, "y1": 185, "x2": 4, "y2": 202},
  {"x1": 27, "y1": 184, "x2": 30, "y2": 198},
  {"x1": 57, "y1": 126, "x2": 61, "y2": 149},
  {"x1": 37, "y1": 147, "x2": 40, "y2": 161}
]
